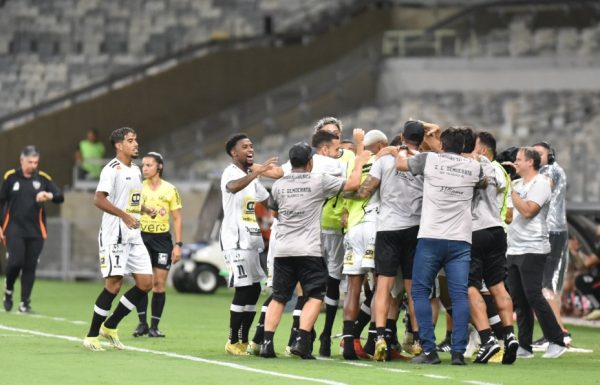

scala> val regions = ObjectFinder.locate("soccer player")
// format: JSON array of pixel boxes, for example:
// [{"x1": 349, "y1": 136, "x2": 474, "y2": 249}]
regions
[
  {"x1": 351, "y1": 121, "x2": 425, "y2": 361},
  {"x1": 397, "y1": 127, "x2": 485, "y2": 365},
  {"x1": 312, "y1": 117, "x2": 356, "y2": 357},
  {"x1": 1, "y1": 145, "x2": 64, "y2": 313},
  {"x1": 221, "y1": 133, "x2": 277, "y2": 356},
  {"x1": 505, "y1": 147, "x2": 567, "y2": 359},
  {"x1": 132, "y1": 152, "x2": 183, "y2": 338},
  {"x1": 259, "y1": 142, "x2": 368, "y2": 359},
  {"x1": 340, "y1": 129, "x2": 387, "y2": 360},
  {"x1": 466, "y1": 130, "x2": 518, "y2": 365},
  {"x1": 83, "y1": 127, "x2": 155, "y2": 351},
  {"x1": 531, "y1": 142, "x2": 571, "y2": 349}
]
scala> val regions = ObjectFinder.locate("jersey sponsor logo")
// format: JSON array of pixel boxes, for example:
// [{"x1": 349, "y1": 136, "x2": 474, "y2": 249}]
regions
[
  {"x1": 12, "y1": 182, "x2": 19, "y2": 191},
  {"x1": 127, "y1": 190, "x2": 142, "y2": 214},
  {"x1": 158, "y1": 253, "x2": 168, "y2": 265},
  {"x1": 32, "y1": 180, "x2": 41, "y2": 190},
  {"x1": 241, "y1": 197, "x2": 257, "y2": 223},
  {"x1": 141, "y1": 222, "x2": 169, "y2": 233}
]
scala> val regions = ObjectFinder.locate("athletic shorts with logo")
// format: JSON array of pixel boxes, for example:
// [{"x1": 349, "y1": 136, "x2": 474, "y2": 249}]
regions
[
  {"x1": 142, "y1": 231, "x2": 173, "y2": 270},
  {"x1": 375, "y1": 226, "x2": 419, "y2": 279},
  {"x1": 99, "y1": 242, "x2": 153, "y2": 278},
  {"x1": 468, "y1": 226, "x2": 507, "y2": 290},
  {"x1": 272, "y1": 256, "x2": 328, "y2": 303},
  {"x1": 222, "y1": 249, "x2": 266, "y2": 288},
  {"x1": 343, "y1": 221, "x2": 376, "y2": 275}
]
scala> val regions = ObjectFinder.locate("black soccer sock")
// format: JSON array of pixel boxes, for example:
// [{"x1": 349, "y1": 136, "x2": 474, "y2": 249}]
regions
[
  {"x1": 239, "y1": 283, "x2": 261, "y2": 343},
  {"x1": 137, "y1": 293, "x2": 149, "y2": 324},
  {"x1": 104, "y1": 286, "x2": 147, "y2": 329},
  {"x1": 478, "y1": 328, "x2": 493, "y2": 343},
  {"x1": 252, "y1": 295, "x2": 272, "y2": 344},
  {"x1": 288, "y1": 295, "x2": 306, "y2": 346},
  {"x1": 87, "y1": 288, "x2": 116, "y2": 337},
  {"x1": 364, "y1": 323, "x2": 377, "y2": 355},
  {"x1": 343, "y1": 320, "x2": 356, "y2": 357},
  {"x1": 263, "y1": 331, "x2": 275, "y2": 345},
  {"x1": 229, "y1": 287, "x2": 246, "y2": 344},
  {"x1": 353, "y1": 295, "x2": 372, "y2": 338},
  {"x1": 376, "y1": 327, "x2": 386, "y2": 339},
  {"x1": 321, "y1": 277, "x2": 341, "y2": 338},
  {"x1": 484, "y1": 294, "x2": 504, "y2": 339},
  {"x1": 503, "y1": 325, "x2": 515, "y2": 338},
  {"x1": 150, "y1": 292, "x2": 166, "y2": 329},
  {"x1": 387, "y1": 318, "x2": 398, "y2": 345}
]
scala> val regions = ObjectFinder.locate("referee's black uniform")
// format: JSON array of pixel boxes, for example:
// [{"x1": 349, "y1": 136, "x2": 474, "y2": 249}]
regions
[{"x1": 0, "y1": 167, "x2": 64, "y2": 312}]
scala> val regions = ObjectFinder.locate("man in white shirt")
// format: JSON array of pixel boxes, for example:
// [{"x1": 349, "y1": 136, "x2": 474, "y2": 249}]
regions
[
  {"x1": 83, "y1": 127, "x2": 156, "y2": 351},
  {"x1": 506, "y1": 147, "x2": 566, "y2": 359},
  {"x1": 220, "y1": 133, "x2": 277, "y2": 356}
]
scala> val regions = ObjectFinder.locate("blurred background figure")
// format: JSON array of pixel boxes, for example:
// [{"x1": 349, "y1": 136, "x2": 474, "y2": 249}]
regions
[{"x1": 74, "y1": 128, "x2": 105, "y2": 180}]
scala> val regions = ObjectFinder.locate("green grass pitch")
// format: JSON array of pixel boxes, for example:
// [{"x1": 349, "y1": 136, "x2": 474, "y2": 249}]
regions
[{"x1": 0, "y1": 280, "x2": 598, "y2": 385}]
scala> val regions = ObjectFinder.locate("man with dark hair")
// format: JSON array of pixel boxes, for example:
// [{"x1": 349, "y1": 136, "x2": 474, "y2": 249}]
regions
[
  {"x1": 75, "y1": 128, "x2": 105, "y2": 180},
  {"x1": 397, "y1": 127, "x2": 485, "y2": 365},
  {"x1": 220, "y1": 133, "x2": 278, "y2": 355},
  {"x1": 506, "y1": 147, "x2": 566, "y2": 359},
  {"x1": 83, "y1": 127, "x2": 156, "y2": 351},
  {"x1": 1, "y1": 145, "x2": 64, "y2": 313},
  {"x1": 260, "y1": 142, "x2": 368, "y2": 359},
  {"x1": 476, "y1": 132, "x2": 511, "y2": 225},
  {"x1": 531, "y1": 142, "x2": 571, "y2": 350},
  {"x1": 349, "y1": 121, "x2": 425, "y2": 361},
  {"x1": 311, "y1": 117, "x2": 356, "y2": 357}
]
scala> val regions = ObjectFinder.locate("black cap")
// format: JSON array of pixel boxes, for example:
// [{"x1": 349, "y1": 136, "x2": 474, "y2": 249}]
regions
[
  {"x1": 289, "y1": 142, "x2": 315, "y2": 167},
  {"x1": 403, "y1": 121, "x2": 425, "y2": 144}
]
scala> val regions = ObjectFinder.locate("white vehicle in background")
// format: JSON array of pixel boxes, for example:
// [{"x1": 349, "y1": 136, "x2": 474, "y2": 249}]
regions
[{"x1": 171, "y1": 241, "x2": 228, "y2": 294}]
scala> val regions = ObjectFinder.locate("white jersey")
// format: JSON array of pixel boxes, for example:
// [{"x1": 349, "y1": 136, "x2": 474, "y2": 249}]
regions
[
  {"x1": 220, "y1": 164, "x2": 269, "y2": 251},
  {"x1": 97, "y1": 158, "x2": 144, "y2": 246}
]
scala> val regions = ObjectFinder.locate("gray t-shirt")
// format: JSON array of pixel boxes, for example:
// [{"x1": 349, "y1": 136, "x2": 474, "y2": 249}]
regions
[
  {"x1": 408, "y1": 152, "x2": 484, "y2": 243},
  {"x1": 270, "y1": 172, "x2": 344, "y2": 257},
  {"x1": 540, "y1": 162, "x2": 567, "y2": 232},
  {"x1": 472, "y1": 156, "x2": 504, "y2": 232},
  {"x1": 507, "y1": 173, "x2": 552, "y2": 255},
  {"x1": 370, "y1": 154, "x2": 423, "y2": 232}
]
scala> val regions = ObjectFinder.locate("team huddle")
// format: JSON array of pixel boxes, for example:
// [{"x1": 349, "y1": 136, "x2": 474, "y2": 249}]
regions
[
  {"x1": 220, "y1": 116, "x2": 570, "y2": 364},
  {"x1": 78, "y1": 120, "x2": 569, "y2": 365}
]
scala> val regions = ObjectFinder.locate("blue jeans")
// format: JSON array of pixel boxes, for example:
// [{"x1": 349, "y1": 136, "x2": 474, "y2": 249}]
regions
[{"x1": 411, "y1": 238, "x2": 471, "y2": 354}]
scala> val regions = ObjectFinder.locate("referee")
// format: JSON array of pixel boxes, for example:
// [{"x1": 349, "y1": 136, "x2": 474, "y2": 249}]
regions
[
  {"x1": 133, "y1": 152, "x2": 183, "y2": 338},
  {"x1": 1, "y1": 145, "x2": 64, "y2": 313}
]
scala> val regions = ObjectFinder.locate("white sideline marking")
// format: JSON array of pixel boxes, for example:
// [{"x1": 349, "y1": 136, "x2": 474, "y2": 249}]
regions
[
  {"x1": 424, "y1": 374, "x2": 451, "y2": 380},
  {"x1": 341, "y1": 362, "x2": 373, "y2": 367},
  {"x1": 0, "y1": 324, "x2": 348, "y2": 385},
  {"x1": 382, "y1": 368, "x2": 410, "y2": 373}
]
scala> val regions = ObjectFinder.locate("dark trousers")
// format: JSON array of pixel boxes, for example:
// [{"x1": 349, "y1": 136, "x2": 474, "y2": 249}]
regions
[
  {"x1": 506, "y1": 253, "x2": 564, "y2": 351},
  {"x1": 5, "y1": 236, "x2": 44, "y2": 302}
]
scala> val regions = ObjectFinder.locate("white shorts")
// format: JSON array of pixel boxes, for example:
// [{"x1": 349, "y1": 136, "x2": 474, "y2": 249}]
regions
[
  {"x1": 342, "y1": 222, "x2": 376, "y2": 276},
  {"x1": 223, "y1": 249, "x2": 266, "y2": 288},
  {"x1": 99, "y1": 243, "x2": 152, "y2": 278},
  {"x1": 322, "y1": 232, "x2": 345, "y2": 280}
]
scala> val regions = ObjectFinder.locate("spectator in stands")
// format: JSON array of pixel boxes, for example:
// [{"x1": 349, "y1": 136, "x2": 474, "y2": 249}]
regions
[
  {"x1": 1, "y1": 145, "x2": 64, "y2": 313},
  {"x1": 75, "y1": 129, "x2": 105, "y2": 180},
  {"x1": 570, "y1": 236, "x2": 600, "y2": 320}
]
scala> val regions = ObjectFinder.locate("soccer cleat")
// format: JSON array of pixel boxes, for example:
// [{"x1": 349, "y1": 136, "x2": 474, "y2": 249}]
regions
[
  {"x1": 474, "y1": 337, "x2": 501, "y2": 364},
  {"x1": 373, "y1": 336, "x2": 387, "y2": 362},
  {"x1": 148, "y1": 327, "x2": 166, "y2": 338},
  {"x1": 502, "y1": 334, "x2": 519, "y2": 365},
  {"x1": 390, "y1": 348, "x2": 411, "y2": 362},
  {"x1": 404, "y1": 339, "x2": 423, "y2": 356},
  {"x1": 563, "y1": 331, "x2": 572, "y2": 346},
  {"x1": 132, "y1": 322, "x2": 149, "y2": 337},
  {"x1": 531, "y1": 336, "x2": 549, "y2": 352},
  {"x1": 100, "y1": 324, "x2": 125, "y2": 350},
  {"x1": 489, "y1": 347, "x2": 504, "y2": 363},
  {"x1": 225, "y1": 342, "x2": 250, "y2": 356},
  {"x1": 3, "y1": 291, "x2": 13, "y2": 312},
  {"x1": 410, "y1": 351, "x2": 441, "y2": 364},
  {"x1": 318, "y1": 334, "x2": 331, "y2": 357},
  {"x1": 542, "y1": 343, "x2": 567, "y2": 359},
  {"x1": 259, "y1": 340, "x2": 277, "y2": 358},
  {"x1": 464, "y1": 325, "x2": 480, "y2": 358},
  {"x1": 516, "y1": 347, "x2": 534, "y2": 359},
  {"x1": 354, "y1": 339, "x2": 371, "y2": 359},
  {"x1": 451, "y1": 352, "x2": 466, "y2": 365},
  {"x1": 248, "y1": 341, "x2": 261, "y2": 356},
  {"x1": 18, "y1": 300, "x2": 32, "y2": 313},
  {"x1": 436, "y1": 335, "x2": 452, "y2": 353},
  {"x1": 284, "y1": 345, "x2": 293, "y2": 357},
  {"x1": 291, "y1": 337, "x2": 312, "y2": 359},
  {"x1": 83, "y1": 336, "x2": 105, "y2": 352}
]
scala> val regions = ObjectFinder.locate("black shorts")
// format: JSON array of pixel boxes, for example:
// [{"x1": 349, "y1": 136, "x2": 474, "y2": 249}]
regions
[
  {"x1": 142, "y1": 232, "x2": 173, "y2": 270},
  {"x1": 469, "y1": 226, "x2": 507, "y2": 290},
  {"x1": 272, "y1": 256, "x2": 327, "y2": 303},
  {"x1": 543, "y1": 231, "x2": 568, "y2": 291},
  {"x1": 375, "y1": 226, "x2": 419, "y2": 279}
]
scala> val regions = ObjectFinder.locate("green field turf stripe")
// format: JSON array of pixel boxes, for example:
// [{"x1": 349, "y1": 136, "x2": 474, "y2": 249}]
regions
[{"x1": 0, "y1": 324, "x2": 349, "y2": 385}]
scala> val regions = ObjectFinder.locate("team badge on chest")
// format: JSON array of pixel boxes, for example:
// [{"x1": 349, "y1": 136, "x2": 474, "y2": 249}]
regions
[{"x1": 32, "y1": 180, "x2": 41, "y2": 190}]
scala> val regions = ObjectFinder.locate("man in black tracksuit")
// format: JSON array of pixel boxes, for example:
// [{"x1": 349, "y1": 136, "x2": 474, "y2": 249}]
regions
[{"x1": 0, "y1": 146, "x2": 64, "y2": 313}]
